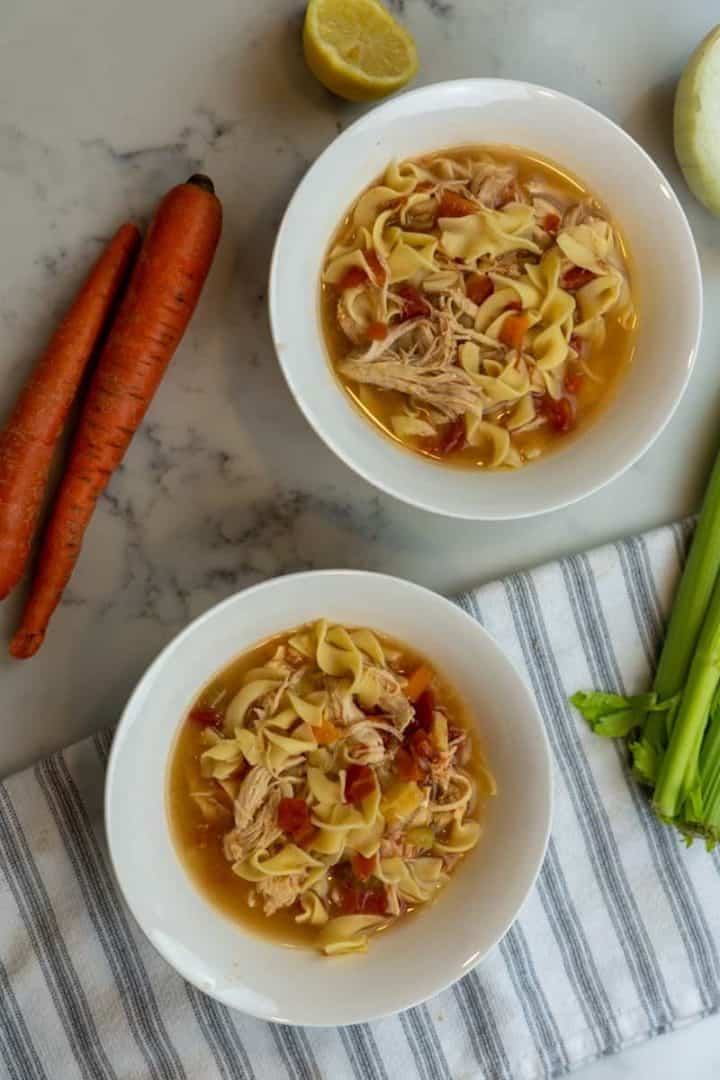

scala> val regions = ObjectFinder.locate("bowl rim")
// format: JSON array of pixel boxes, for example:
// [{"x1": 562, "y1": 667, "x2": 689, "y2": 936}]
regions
[
  {"x1": 268, "y1": 76, "x2": 703, "y2": 521},
  {"x1": 104, "y1": 568, "x2": 553, "y2": 1024}
]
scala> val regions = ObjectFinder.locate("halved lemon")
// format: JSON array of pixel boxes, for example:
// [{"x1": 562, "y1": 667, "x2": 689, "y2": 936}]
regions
[
  {"x1": 674, "y1": 24, "x2": 720, "y2": 216},
  {"x1": 303, "y1": 0, "x2": 419, "y2": 103}
]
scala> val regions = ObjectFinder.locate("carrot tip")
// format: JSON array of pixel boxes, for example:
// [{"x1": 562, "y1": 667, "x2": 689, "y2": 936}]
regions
[
  {"x1": 9, "y1": 631, "x2": 43, "y2": 660},
  {"x1": 186, "y1": 174, "x2": 215, "y2": 195}
]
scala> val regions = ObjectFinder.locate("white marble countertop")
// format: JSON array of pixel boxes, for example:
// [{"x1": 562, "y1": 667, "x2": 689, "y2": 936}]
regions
[{"x1": 2, "y1": 0, "x2": 719, "y2": 1075}]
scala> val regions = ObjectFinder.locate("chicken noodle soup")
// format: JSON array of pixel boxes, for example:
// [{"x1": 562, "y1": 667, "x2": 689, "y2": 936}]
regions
[
  {"x1": 321, "y1": 146, "x2": 638, "y2": 468},
  {"x1": 168, "y1": 621, "x2": 494, "y2": 956}
]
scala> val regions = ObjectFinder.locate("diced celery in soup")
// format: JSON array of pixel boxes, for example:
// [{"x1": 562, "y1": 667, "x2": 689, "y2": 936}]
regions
[
  {"x1": 320, "y1": 145, "x2": 638, "y2": 468},
  {"x1": 167, "y1": 621, "x2": 494, "y2": 956}
]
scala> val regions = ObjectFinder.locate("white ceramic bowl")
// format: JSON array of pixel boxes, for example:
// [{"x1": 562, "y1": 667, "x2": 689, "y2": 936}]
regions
[
  {"x1": 269, "y1": 79, "x2": 702, "y2": 519},
  {"x1": 106, "y1": 570, "x2": 552, "y2": 1026}
]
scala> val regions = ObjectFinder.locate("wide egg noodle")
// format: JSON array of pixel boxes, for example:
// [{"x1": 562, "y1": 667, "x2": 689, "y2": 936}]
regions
[
  {"x1": 506, "y1": 393, "x2": 536, "y2": 432},
  {"x1": 391, "y1": 412, "x2": 437, "y2": 439},
  {"x1": 200, "y1": 738, "x2": 247, "y2": 781},
  {"x1": 318, "y1": 915, "x2": 387, "y2": 956},
  {"x1": 439, "y1": 205, "x2": 542, "y2": 262},
  {"x1": 264, "y1": 728, "x2": 317, "y2": 755},
  {"x1": 556, "y1": 220, "x2": 614, "y2": 274},
  {"x1": 249, "y1": 844, "x2": 322, "y2": 877},
  {"x1": 473, "y1": 287, "x2": 521, "y2": 332},
  {"x1": 577, "y1": 273, "x2": 622, "y2": 324},
  {"x1": 349, "y1": 630, "x2": 388, "y2": 669},
  {"x1": 345, "y1": 813, "x2": 386, "y2": 858},
  {"x1": 295, "y1": 891, "x2": 329, "y2": 926},
  {"x1": 433, "y1": 820, "x2": 482, "y2": 854},
  {"x1": 322, "y1": 248, "x2": 371, "y2": 285},
  {"x1": 352, "y1": 185, "x2": 400, "y2": 228},
  {"x1": 465, "y1": 418, "x2": 512, "y2": 467},
  {"x1": 532, "y1": 323, "x2": 569, "y2": 371},
  {"x1": 287, "y1": 690, "x2": 326, "y2": 728},
  {"x1": 384, "y1": 159, "x2": 425, "y2": 193},
  {"x1": 307, "y1": 766, "x2": 342, "y2": 805},
  {"x1": 489, "y1": 272, "x2": 542, "y2": 310},
  {"x1": 385, "y1": 230, "x2": 439, "y2": 283},
  {"x1": 315, "y1": 620, "x2": 363, "y2": 689},
  {"x1": 225, "y1": 679, "x2": 280, "y2": 731},
  {"x1": 309, "y1": 825, "x2": 349, "y2": 855}
]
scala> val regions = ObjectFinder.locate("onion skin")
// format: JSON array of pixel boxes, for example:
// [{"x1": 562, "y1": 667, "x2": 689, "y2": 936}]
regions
[{"x1": 674, "y1": 24, "x2": 720, "y2": 217}]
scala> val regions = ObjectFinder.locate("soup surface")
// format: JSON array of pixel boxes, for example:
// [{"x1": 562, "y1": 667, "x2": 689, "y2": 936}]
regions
[
  {"x1": 321, "y1": 145, "x2": 638, "y2": 468},
  {"x1": 168, "y1": 620, "x2": 494, "y2": 955}
]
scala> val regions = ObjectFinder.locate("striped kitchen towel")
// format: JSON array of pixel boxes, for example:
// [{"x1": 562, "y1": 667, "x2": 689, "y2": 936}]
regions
[{"x1": 2, "y1": 520, "x2": 720, "y2": 1080}]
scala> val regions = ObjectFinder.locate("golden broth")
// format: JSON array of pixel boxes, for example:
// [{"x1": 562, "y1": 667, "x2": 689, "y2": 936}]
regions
[
  {"x1": 167, "y1": 626, "x2": 490, "y2": 950},
  {"x1": 321, "y1": 144, "x2": 638, "y2": 469}
]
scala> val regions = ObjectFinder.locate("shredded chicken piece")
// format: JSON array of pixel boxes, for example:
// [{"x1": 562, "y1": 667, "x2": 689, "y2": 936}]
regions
[
  {"x1": 234, "y1": 766, "x2": 273, "y2": 828},
  {"x1": 380, "y1": 832, "x2": 406, "y2": 859},
  {"x1": 561, "y1": 201, "x2": 599, "y2": 229},
  {"x1": 223, "y1": 791, "x2": 281, "y2": 863},
  {"x1": 346, "y1": 721, "x2": 387, "y2": 765},
  {"x1": 469, "y1": 162, "x2": 516, "y2": 207},
  {"x1": 355, "y1": 317, "x2": 424, "y2": 362},
  {"x1": 326, "y1": 684, "x2": 365, "y2": 727},
  {"x1": 342, "y1": 311, "x2": 485, "y2": 420},
  {"x1": 341, "y1": 358, "x2": 483, "y2": 421},
  {"x1": 337, "y1": 297, "x2": 366, "y2": 344},
  {"x1": 379, "y1": 821, "x2": 421, "y2": 860},
  {"x1": 253, "y1": 874, "x2": 305, "y2": 916},
  {"x1": 223, "y1": 767, "x2": 282, "y2": 863},
  {"x1": 490, "y1": 251, "x2": 529, "y2": 278},
  {"x1": 532, "y1": 196, "x2": 560, "y2": 220},
  {"x1": 449, "y1": 289, "x2": 481, "y2": 320},
  {"x1": 362, "y1": 667, "x2": 414, "y2": 730},
  {"x1": 404, "y1": 197, "x2": 438, "y2": 231}
]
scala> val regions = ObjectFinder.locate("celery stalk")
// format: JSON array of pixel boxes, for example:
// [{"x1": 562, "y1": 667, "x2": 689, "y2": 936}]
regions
[
  {"x1": 654, "y1": 449, "x2": 720, "y2": 701},
  {"x1": 698, "y1": 703, "x2": 720, "y2": 838},
  {"x1": 640, "y1": 450, "x2": 720, "y2": 762},
  {"x1": 572, "y1": 447, "x2": 720, "y2": 847},
  {"x1": 652, "y1": 572, "x2": 720, "y2": 821}
]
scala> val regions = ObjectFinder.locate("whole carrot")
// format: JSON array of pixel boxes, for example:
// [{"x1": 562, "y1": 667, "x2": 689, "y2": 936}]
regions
[
  {"x1": 0, "y1": 223, "x2": 140, "y2": 601},
  {"x1": 11, "y1": 175, "x2": 222, "y2": 658}
]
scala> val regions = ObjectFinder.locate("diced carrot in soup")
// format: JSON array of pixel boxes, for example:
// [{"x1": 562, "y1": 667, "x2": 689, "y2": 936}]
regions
[
  {"x1": 352, "y1": 853, "x2": 376, "y2": 881},
  {"x1": 314, "y1": 715, "x2": 340, "y2": 745},
  {"x1": 562, "y1": 266, "x2": 595, "y2": 291},
  {"x1": 189, "y1": 706, "x2": 222, "y2": 727},
  {"x1": 396, "y1": 284, "x2": 429, "y2": 320},
  {"x1": 405, "y1": 664, "x2": 432, "y2": 702},
  {"x1": 366, "y1": 321, "x2": 388, "y2": 342},
  {"x1": 338, "y1": 266, "x2": 368, "y2": 290},
  {"x1": 413, "y1": 689, "x2": 435, "y2": 731},
  {"x1": 395, "y1": 746, "x2": 424, "y2": 781},
  {"x1": 499, "y1": 313, "x2": 530, "y2": 350},
  {"x1": 564, "y1": 370, "x2": 583, "y2": 395},
  {"x1": 466, "y1": 273, "x2": 494, "y2": 305},
  {"x1": 346, "y1": 764, "x2": 375, "y2": 805},
  {"x1": 541, "y1": 394, "x2": 574, "y2": 433},
  {"x1": 437, "y1": 191, "x2": 478, "y2": 217},
  {"x1": 277, "y1": 797, "x2": 311, "y2": 836}
]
